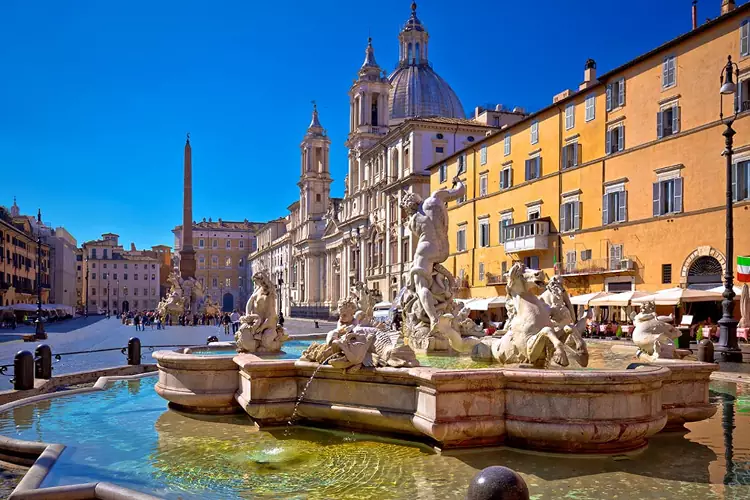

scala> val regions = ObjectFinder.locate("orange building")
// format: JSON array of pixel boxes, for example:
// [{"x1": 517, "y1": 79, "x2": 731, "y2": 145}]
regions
[{"x1": 429, "y1": 1, "x2": 750, "y2": 320}]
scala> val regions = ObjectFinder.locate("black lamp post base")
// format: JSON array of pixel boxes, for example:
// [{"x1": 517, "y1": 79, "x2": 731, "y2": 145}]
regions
[
  {"x1": 714, "y1": 346, "x2": 743, "y2": 363},
  {"x1": 34, "y1": 320, "x2": 47, "y2": 340}
]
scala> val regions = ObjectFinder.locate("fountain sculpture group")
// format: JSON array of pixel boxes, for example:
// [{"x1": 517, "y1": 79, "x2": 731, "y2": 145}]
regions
[
  {"x1": 153, "y1": 178, "x2": 720, "y2": 453},
  {"x1": 235, "y1": 269, "x2": 289, "y2": 353},
  {"x1": 156, "y1": 271, "x2": 220, "y2": 319}
]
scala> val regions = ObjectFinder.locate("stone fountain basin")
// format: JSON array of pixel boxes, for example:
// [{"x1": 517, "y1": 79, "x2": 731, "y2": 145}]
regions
[
  {"x1": 152, "y1": 350, "x2": 241, "y2": 414},
  {"x1": 233, "y1": 355, "x2": 718, "y2": 454}
]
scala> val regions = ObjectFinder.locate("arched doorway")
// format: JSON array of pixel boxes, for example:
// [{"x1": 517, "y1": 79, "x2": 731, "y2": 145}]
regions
[
  {"x1": 222, "y1": 293, "x2": 234, "y2": 312},
  {"x1": 687, "y1": 256, "x2": 723, "y2": 290},
  {"x1": 122, "y1": 300, "x2": 130, "y2": 313}
]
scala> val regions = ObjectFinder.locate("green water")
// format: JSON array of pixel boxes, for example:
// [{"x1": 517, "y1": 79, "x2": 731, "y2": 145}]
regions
[
  {"x1": 1, "y1": 374, "x2": 750, "y2": 498},
  {"x1": 193, "y1": 340, "x2": 312, "y2": 359}
]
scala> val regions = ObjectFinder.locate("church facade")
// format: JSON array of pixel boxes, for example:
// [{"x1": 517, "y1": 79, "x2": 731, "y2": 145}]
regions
[{"x1": 250, "y1": 3, "x2": 524, "y2": 318}]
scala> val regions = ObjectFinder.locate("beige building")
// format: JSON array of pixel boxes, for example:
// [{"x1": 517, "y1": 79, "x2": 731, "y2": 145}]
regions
[
  {"x1": 77, "y1": 233, "x2": 161, "y2": 314},
  {"x1": 173, "y1": 219, "x2": 261, "y2": 311},
  {"x1": 249, "y1": 218, "x2": 291, "y2": 316}
]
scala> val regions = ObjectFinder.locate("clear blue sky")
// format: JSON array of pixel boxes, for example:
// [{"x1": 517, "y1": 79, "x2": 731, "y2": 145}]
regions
[{"x1": 0, "y1": 0, "x2": 736, "y2": 249}]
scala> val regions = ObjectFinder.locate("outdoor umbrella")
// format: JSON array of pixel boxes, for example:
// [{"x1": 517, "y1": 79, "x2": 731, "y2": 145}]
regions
[
  {"x1": 589, "y1": 291, "x2": 651, "y2": 307},
  {"x1": 631, "y1": 287, "x2": 722, "y2": 306},
  {"x1": 570, "y1": 291, "x2": 612, "y2": 306}
]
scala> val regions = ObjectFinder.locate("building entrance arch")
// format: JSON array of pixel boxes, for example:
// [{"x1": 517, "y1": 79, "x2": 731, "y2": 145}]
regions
[
  {"x1": 687, "y1": 256, "x2": 723, "y2": 290},
  {"x1": 222, "y1": 293, "x2": 234, "y2": 312},
  {"x1": 122, "y1": 300, "x2": 130, "y2": 313}
]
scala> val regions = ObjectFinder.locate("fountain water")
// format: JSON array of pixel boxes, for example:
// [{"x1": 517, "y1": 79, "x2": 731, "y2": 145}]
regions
[{"x1": 287, "y1": 354, "x2": 336, "y2": 427}]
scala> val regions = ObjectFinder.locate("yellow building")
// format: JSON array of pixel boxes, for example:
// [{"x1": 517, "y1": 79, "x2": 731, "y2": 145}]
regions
[{"x1": 429, "y1": 1, "x2": 750, "y2": 315}]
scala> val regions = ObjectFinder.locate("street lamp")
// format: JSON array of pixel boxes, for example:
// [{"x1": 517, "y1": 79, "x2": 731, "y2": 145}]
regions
[
  {"x1": 106, "y1": 274, "x2": 110, "y2": 318},
  {"x1": 84, "y1": 256, "x2": 89, "y2": 317},
  {"x1": 716, "y1": 55, "x2": 743, "y2": 362},
  {"x1": 277, "y1": 276, "x2": 284, "y2": 317},
  {"x1": 116, "y1": 279, "x2": 120, "y2": 316},
  {"x1": 34, "y1": 209, "x2": 47, "y2": 340}
]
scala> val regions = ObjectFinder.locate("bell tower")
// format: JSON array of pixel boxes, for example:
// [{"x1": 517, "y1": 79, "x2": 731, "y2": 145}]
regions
[{"x1": 299, "y1": 103, "x2": 331, "y2": 221}]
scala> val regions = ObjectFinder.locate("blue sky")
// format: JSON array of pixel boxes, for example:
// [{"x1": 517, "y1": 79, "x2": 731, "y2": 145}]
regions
[{"x1": 0, "y1": 0, "x2": 737, "y2": 249}]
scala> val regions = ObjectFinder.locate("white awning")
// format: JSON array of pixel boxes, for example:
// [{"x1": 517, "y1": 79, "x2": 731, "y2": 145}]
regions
[
  {"x1": 590, "y1": 290, "x2": 651, "y2": 307},
  {"x1": 632, "y1": 287, "x2": 722, "y2": 306},
  {"x1": 706, "y1": 285, "x2": 743, "y2": 299},
  {"x1": 570, "y1": 292, "x2": 612, "y2": 306},
  {"x1": 464, "y1": 297, "x2": 506, "y2": 311},
  {"x1": 373, "y1": 301, "x2": 392, "y2": 309}
]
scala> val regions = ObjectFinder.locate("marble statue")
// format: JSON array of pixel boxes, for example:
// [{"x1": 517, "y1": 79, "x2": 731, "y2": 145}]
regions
[
  {"x1": 156, "y1": 270, "x2": 218, "y2": 319},
  {"x1": 399, "y1": 178, "x2": 481, "y2": 352},
  {"x1": 539, "y1": 275, "x2": 588, "y2": 365},
  {"x1": 738, "y1": 284, "x2": 750, "y2": 335},
  {"x1": 301, "y1": 285, "x2": 419, "y2": 371},
  {"x1": 631, "y1": 301, "x2": 682, "y2": 361},
  {"x1": 235, "y1": 269, "x2": 288, "y2": 353},
  {"x1": 488, "y1": 263, "x2": 587, "y2": 367}
]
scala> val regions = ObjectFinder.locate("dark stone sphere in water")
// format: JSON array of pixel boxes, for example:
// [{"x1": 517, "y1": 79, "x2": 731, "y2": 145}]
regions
[
  {"x1": 207, "y1": 336, "x2": 219, "y2": 344},
  {"x1": 466, "y1": 466, "x2": 529, "y2": 500}
]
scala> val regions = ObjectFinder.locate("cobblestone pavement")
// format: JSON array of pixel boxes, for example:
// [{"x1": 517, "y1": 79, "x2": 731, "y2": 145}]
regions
[{"x1": 0, "y1": 316, "x2": 334, "y2": 385}]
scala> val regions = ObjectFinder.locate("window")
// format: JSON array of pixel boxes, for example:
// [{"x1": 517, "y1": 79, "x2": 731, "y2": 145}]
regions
[
  {"x1": 212, "y1": 256, "x2": 218, "y2": 267},
  {"x1": 92, "y1": 263, "x2": 96, "y2": 268},
  {"x1": 435, "y1": 146, "x2": 444, "y2": 154},
  {"x1": 316, "y1": 193, "x2": 321, "y2": 202},
  {"x1": 124, "y1": 273, "x2": 128, "y2": 280},
  {"x1": 92, "y1": 273, "x2": 96, "y2": 279},
  {"x1": 742, "y1": 20, "x2": 750, "y2": 56},
  {"x1": 530, "y1": 121, "x2": 539, "y2": 144},
  {"x1": 457, "y1": 154, "x2": 466, "y2": 174},
  {"x1": 606, "y1": 79, "x2": 625, "y2": 111},
  {"x1": 478, "y1": 219, "x2": 490, "y2": 248},
  {"x1": 478, "y1": 262, "x2": 485, "y2": 281},
  {"x1": 239, "y1": 258, "x2": 244, "y2": 268},
  {"x1": 504, "y1": 134, "x2": 511, "y2": 156},
  {"x1": 499, "y1": 216, "x2": 512, "y2": 243},
  {"x1": 199, "y1": 255, "x2": 205, "y2": 268},
  {"x1": 662, "y1": 264, "x2": 672, "y2": 284},
  {"x1": 662, "y1": 55, "x2": 676, "y2": 89},
  {"x1": 523, "y1": 256, "x2": 539, "y2": 270},
  {"x1": 143, "y1": 288, "x2": 147, "y2": 296},
  {"x1": 524, "y1": 157, "x2": 541, "y2": 181},
  {"x1": 560, "y1": 200, "x2": 581, "y2": 233},
  {"x1": 501, "y1": 261, "x2": 508, "y2": 275},
  {"x1": 439, "y1": 164, "x2": 447, "y2": 183},
  {"x1": 606, "y1": 124, "x2": 625, "y2": 154},
  {"x1": 479, "y1": 173, "x2": 488, "y2": 196},
  {"x1": 500, "y1": 166, "x2": 512, "y2": 189},
  {"x1": 603, "y1": 187, "x2": 628, "y2": 224},
  {"x1": 456, "y1": 226, "x2": 467, "y2": 252},
  {"x1": 113, "y1": 273, "x2": 118, "y2": 280},
  {"x1": 225, "y1": 257, "x2": 231, "y2": 267},
  {"x1": 527, "y1": 206, "x2": 541, "y2": 220},
  {"x1": 565, "y1": 251, "x2": 577, "y2": 273},
  {"x1": 653, "y1": 178, "x2": 683, "y2": 216},
  {"x1": 101, "y1": 272, "x2": 107, "y2": 280},
  {"x1": 212, "y1": 277, "x2": 218, "y2": 288},
  {"x1": 225, "y1": 278, "x2": 231, "y2": 287},
  {"x1": 733, "y1": 160, "x2": 750, "y2": 201},
  {"x1": 585, "y1": 95, "x2": 595, "y2": 121},
  {"x1": 103, "y1": 263, "x2": 107, "y2": 269},
  {"x1": 151, "y1": 274, "x2": 156, "y2": 280},
  {"x1": 212, "y1": 239, "x2": 218, "y2": 248},
  {"x1": 226, "y1": 240, "x2": 231, "y2": 249},
  {"x1": 657, "y1": 103, "x2": 680, "y2": 138},
  {"x1": 609, "y1": 244, "x2": 624, "y2": 270},
  {"x1": 239, "y1": 240, "x2": 244, "y2": 249},
  {"x1": 199, "y1": 239, "x2": 205, "y2": 248},
  {"x1": 91, "y1": 288, "x2": 96, "y2": 296},
  {"x1": 133, "y1": 288, "x2": 138, "y2": 296},
  {"x1": 480, "y1": 145, "x2": 487, "y2": 165},
  {"x1": 565, "y1": 104, "x2": 575, "y2": 130},
  {"x1": 581, "y1": 249, "x2": 592, "y2": 261},
  {"x1": 134, "y1": 273, "x2": 139, "y2": 280},
  {"x1": 562, "y1": 143, "x2": 581, "y2": 170}
]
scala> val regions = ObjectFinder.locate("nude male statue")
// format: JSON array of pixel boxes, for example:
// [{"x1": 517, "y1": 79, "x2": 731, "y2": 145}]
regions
[{"x1": 401, "y1": 176, "x2": 465, "y2": 330}]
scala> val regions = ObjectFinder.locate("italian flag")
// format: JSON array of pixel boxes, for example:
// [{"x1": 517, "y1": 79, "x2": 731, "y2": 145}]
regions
[{"x1": 739, "y1": 256, "x2": 750, "y2": 282}]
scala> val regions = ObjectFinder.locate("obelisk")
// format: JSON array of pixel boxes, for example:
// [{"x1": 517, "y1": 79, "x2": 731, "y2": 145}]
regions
[{"x1": 180, "y1": 133, "x2": 196, "y2": 279}]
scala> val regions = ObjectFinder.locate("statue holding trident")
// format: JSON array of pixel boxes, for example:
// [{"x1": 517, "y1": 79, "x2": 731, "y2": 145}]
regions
[{"x1": 400, "y1": 176, "x2": 480, "y2": 351}]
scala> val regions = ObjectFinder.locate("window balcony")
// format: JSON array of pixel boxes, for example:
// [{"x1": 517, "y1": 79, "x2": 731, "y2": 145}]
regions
[
  {"x1": 502, "y1": 218, "x2": 551, "y2": 253},
  {"x1": 556, "y1": 257, "x2": 637, "y2": 276}
]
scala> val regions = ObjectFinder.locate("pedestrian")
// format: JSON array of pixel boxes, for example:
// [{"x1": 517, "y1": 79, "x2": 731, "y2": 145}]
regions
[
  {"x1": 278, "y1": 311, "x2": 285, "y2": 327},
  {"x1": 231, "y1": 309, "x2": 240, "y2": 334},
  {"x1": 222, "y1": 312, "x2": 231, "y2": 335},
  {"x1": 134, "y1": 313, "x2": 141, "y2": 331}
]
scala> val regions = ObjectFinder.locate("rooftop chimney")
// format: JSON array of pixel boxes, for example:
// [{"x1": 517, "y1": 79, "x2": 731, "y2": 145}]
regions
[
  {"x1": 579, "y1": 59, "x2": 597, "y2": 90},
  {"x1": 721, "y1": 0, "x2": 736, "y2": 15},
  {"x1": 692, "y1": 0, "x2": 698, "y2": 29}
]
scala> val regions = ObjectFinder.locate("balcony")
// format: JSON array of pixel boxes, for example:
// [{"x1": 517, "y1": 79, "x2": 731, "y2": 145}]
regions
[
  {"x1": 486, "y1": 272, "x2": 507, "y2": 285},
  {"x1": 556, "y1": 257, "x2": 637, "y2": 276},
  {"x1": 502, "y1": 218, "x2": 551, "y2": 253}
]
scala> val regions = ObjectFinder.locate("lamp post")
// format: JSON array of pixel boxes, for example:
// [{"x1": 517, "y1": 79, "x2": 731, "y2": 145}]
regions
[
  {"x1": 84, "y1": 256, "x2": 89, "y2": 317},
  {"x1": 106, "y1": 275, "x2": 110, "y2": 318},
  {"x1": 277, "y1": 276, "x2": 284, "y2": 316},
  {"x1": 34, "y1": 209, "x2": 46, "y2": 340},
  {"x1": 116, "y1": 279, "x2": 120, "y2": 316},
  {"x1": 716, "y1": 55, "x2": 743, "y2": 362}
]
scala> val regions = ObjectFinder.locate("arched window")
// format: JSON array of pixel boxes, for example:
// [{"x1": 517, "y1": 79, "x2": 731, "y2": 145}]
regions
[
  {"x1": 687, "y1": 256, "x2": 723, "y2": 287},
  {"x1": 415, "y1": 43, "x2": 420, "y2": 63},
  {"x1": 407, "y1": 43, "x2": 413, "y2": 63}
]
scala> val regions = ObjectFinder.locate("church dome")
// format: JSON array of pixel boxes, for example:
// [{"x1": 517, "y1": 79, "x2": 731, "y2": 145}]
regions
[
  {"x1": 388, "y1": 65, "x2": 465, "y2": 120},
  {"x1": 386, "y1": 2, "x2": 465, "y2": 121}
]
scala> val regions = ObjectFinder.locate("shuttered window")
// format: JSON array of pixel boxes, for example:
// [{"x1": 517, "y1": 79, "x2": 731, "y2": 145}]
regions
[{"x1": 662, "y1": 56, "x2": 677, "y2": 88}]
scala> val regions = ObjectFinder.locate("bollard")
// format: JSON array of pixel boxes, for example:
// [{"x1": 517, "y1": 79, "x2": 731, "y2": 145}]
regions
[
  {"x1": 467, "y1": 466, "x2": 529, "y2": 500},
  {"x1": 13, "y1": 351, "x2": 34, "y2": 391},
  {"x1": 127, "y1": 337, "x2": 141, "y2": 365},
  {"x1": 698, "y1": 338, "x2": 714, "y2": 363},
  {"x1": 314, "y1": 320, "x2": 319, "y2": 329},
  {"x1": 207, "y1": 336, "x2": 219, "y2": 344},
  {"x1": 34, "y1": 344, "x2": 52, "y2": 379}
]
